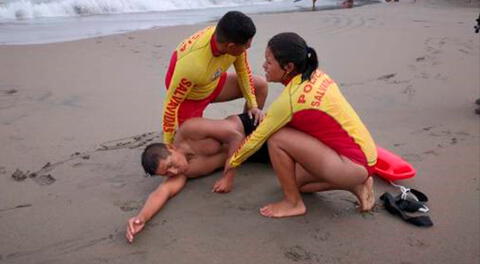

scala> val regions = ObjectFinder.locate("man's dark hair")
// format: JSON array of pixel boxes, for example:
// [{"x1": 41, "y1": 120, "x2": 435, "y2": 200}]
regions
[
  {"x1": 141, "y1": 143, "x2": 171, "y2": 175},
  {"x1": 216, "y1": 11, "x2": 256, "y2": 44},
  {"x1": 268, "y1": 32, "x2": 319, "y2": 82}
]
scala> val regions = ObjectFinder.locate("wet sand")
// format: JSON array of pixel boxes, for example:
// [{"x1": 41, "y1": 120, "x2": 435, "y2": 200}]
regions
[{"x1": 1, "y1": 0, "x2": 479, "y2": 263}]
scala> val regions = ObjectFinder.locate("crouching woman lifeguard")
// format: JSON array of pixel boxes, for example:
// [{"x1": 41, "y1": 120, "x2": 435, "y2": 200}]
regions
[{"x1": 224, "y1": 32, "x2": 377, "y2": 218}]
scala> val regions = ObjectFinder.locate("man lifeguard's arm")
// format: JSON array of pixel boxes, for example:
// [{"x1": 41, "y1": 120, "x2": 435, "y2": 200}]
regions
[
  {"x1": 126, "y1": 174, "x2": 187, "y2": 243},
  {"x1": 233, "y1": 52, "x2": 258, "y2": 109},
  {"x1": 228, "y1": 93, "x2": 292, "y2": 168},
  {"x1": 162, "y1": 63, "x2": 196, "y2": 144}
]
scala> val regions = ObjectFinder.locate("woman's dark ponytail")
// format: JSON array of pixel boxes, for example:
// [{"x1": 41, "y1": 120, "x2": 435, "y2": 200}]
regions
[
  {"x1": 267, "y1": 32, "x2": 319, "y2": 82},
  {"x1": 303, "y1": 46, "x2": 318, "y2": 82}
]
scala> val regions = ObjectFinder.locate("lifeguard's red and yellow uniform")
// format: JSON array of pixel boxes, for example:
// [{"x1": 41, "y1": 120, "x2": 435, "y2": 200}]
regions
[
  {"x1": 162, "y1": 25, "x2": 257, "y2": 144},
  {"x1": 229, "y1": 69, "x2": 377, "y2": 173}
]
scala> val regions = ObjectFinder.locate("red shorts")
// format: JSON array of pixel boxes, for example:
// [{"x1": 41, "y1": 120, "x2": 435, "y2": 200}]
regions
[
  {"x1": 289, "y1": 109, "x2": 376, "y2": 176},
  {"x1": 365, "y1": 164, "x2": 376, "y2": 176},
  {"x1": 164, "y1": 51, "x2": 227, "y2": 126},
  {"x1": 175, "y1": 73, "x2": 226, "y2": 125}
]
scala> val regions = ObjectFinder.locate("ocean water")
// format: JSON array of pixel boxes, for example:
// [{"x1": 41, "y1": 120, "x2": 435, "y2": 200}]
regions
[{"x1": 0, "y1": 0, "x2": 367, "y2": 45}]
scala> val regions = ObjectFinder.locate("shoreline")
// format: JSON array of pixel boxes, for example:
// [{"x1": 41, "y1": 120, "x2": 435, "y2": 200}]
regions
[{"x1": 0, "y1": 0, "x2": 388, "y2": 46}]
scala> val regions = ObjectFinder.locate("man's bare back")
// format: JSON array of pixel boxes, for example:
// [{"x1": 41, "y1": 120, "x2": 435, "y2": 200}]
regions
[{"x1": 172, "y1": 116, "x2": 243, "y2": 178}]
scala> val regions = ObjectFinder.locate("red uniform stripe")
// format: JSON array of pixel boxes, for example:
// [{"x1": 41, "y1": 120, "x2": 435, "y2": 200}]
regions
[
  {"x1": 288, "y1": 109, "x2": 369, "y2": 168},
  {"x1": 164, "y1": 51, "x2": 178, "y2": 89}
]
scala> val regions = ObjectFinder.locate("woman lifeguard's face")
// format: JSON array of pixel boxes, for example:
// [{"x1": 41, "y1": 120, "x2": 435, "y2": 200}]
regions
[{"x1": 263, "y1": 47, "x2": 285, "y2": 82}]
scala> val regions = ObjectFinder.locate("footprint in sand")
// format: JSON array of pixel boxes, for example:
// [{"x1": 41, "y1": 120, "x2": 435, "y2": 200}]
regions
[
  {"x1": 11, "y1": 169, "x2": 28, "y2": 181},
  {"x1": 407, "y1": 237, "x2": 429, "y2": 249},
  {"x1": 31, "y1": 174, "x2": 56, "y2": 185},
  {"x1": 115, "y1": 200, "x2": 143, "y2": 212},
  {"x1": 0, "y1": 204, "x2": 32, "y2": 213},
  {"x1": 11, "y1": 132, "x2": 161, "y2": 186},
  {"x1": 237, "y1": 205, "x2": 249, "y2": 211},
  {"x1": 312, "y1": 230, "x2": 331, "y2": 242},
  {"x1": 423, "y1": 127, "x2": 469, "y2": 146},
  {"x1": 423, "y1": 150, "x2": 439, "y2": 156},
  {"x1": 284, "y1": 245, "x2": 318, "y2": 263},
  {"x1": 1, "y1": 89, "x2": 18, "y2": 95},
  {"x1": 97, "y1": 132, "x2": 161, "y2": 151},
  {"x1": 429, "y1": 130, "x2": 450, "y2": 137},
  {"x1": 417, "y1": 72, "x2": 430, "y2": 79},
  {"x1": 402, "y1": 84, "x2": 416, "y2": 100},
  {"x1": 0, "y1": 87, "x2": 20, "y2": 111},
  {"x1": 416, "y1": 56, "x2": 426, "y2": 62},
  {"x1": 433, "y1": 73, "x2": 447, "y2": 81},
  {"x1": 110, "y1": 181, "x2": 126, "y2": 189},
  {"x1": 402, "y1": 153, "x2": 423, "y2": 162},
  {"x1": 377, "y1": 73, "x2": 396, "y2": 81},
  {"x1": 11, "y1": 166, "x2": 56, "y2": 185}
]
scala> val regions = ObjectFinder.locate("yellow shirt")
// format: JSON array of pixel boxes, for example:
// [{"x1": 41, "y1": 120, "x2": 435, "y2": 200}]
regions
[
  {"x1": 229, "y1": 70, "x2": 377, "y2": 168},
  {"x1": 162, "y1": 25, "x2": 257, "y2": 143}
]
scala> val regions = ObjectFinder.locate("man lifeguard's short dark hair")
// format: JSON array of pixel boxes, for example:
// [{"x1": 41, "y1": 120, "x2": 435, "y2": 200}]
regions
[
  {"x1": 141, "y1": 143, "x2": 171, "y2": 175},
  {"x1": 216, "y1": 11, "x2": 256, "y2": 44}
]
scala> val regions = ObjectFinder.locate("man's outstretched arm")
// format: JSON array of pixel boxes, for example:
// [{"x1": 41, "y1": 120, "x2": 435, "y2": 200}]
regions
[{"x1": 126, "y1": 174, "x2": 187, "y2": 243}]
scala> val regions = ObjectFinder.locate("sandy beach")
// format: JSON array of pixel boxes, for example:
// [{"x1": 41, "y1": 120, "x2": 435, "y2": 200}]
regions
[{"x1": 1, "y1": 0, "x2": 479, "y2": 263}]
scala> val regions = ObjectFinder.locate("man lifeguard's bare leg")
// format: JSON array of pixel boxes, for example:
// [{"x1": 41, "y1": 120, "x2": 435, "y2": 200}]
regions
[
  {"x1": 260, "y1": 127, "x2": 374, "y2": 218},
  {"x1": 213, "y1": 74, "x2": 268, "y2": 109}
]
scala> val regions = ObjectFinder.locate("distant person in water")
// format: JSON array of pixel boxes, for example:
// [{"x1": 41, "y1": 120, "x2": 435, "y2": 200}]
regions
[{"x1": 309, "y1": 0, "x2": 354, "y2": 10}]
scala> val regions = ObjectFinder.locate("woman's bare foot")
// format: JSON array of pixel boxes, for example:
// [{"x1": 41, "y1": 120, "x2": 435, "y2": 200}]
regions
[
  {"x1": 259, "y1": 199, "x2": 306, "y2": 218},
  {"x1": 351, "y1": 176, "x2": 375, "y2": 212}
]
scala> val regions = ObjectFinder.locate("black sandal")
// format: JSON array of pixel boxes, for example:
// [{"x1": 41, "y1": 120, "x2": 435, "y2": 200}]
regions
[{"x1": 380, "y1": 183, "x2": 433, "y2": 227}]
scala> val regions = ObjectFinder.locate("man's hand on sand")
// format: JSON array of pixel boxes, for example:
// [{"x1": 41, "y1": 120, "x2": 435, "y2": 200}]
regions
[
  {"x1": 248, "y1": 107, "x2": 265, "y2": 126},
  {"x1": 212, "y1": 176, "x2": 234, "y2": 193},
  {"x1": 212, "y1": 166, "x2": 235, "y2": 193},
  {"x1": 126, "y1": 216, "x2": 145, "y2": 243}
]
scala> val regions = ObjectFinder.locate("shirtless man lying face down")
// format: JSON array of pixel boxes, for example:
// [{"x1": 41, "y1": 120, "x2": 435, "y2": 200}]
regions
[{"x1": 125, "y1": 113, "x2": 269, "y2": 243}]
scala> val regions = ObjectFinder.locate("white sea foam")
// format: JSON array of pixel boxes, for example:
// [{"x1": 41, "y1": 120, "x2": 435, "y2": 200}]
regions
[
  {"x1": 0, "y1": 0, "x2": 283, "y2": 20},
  {"x1": 0, "y1": 0, "x2": 379, "y2": 45}
]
